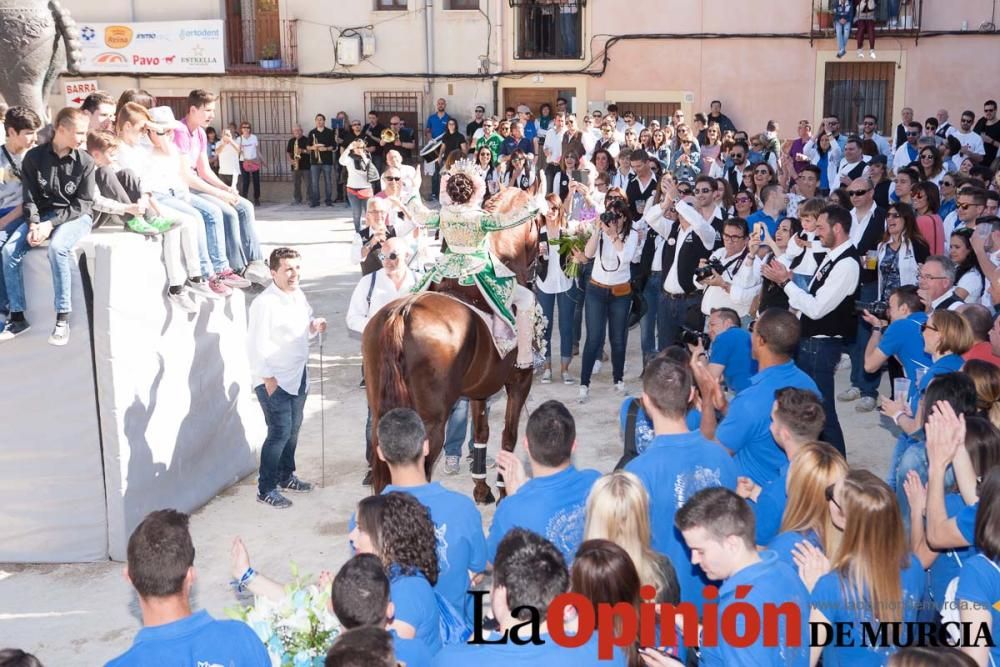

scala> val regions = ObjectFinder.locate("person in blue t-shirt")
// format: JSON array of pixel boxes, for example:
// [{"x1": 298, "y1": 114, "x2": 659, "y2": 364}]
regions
[
  {"x1": 435, "y1": 528, "x2": 626, "y2": 666},
  {"x1": 956, "y1": 467, "x2": 1000, "y2": 667},
  {"x1": 106, "y1": 510, "x2": 270, "y2": 667},
  {"x1": 676, "y1": 487, "x2": 810, "y2": 666},
  {"x1": 862, "y1": 285, "x2": 932, "y2": 406},
  {"x1": 489, "y1": 400, "x2": 600, "y2": 566},
  {"x1": 331, "y1": 554, "x2": 432, "y2": 667},
  {"x1": 624, "y1": 354, "x2": 738, "y2": 613},
  {"x1": 703, "y1": 308, "x2": 755, "y2": 393},
  {"x1": 738, "y1": 387, "x2": 827, "y2": 545},
  {"x1": 375, "y1": 408, "x2": 487, "y2": 622},
  {"x1": 702, "y1": 307, "x2": 820, "y2": 487},
  {"x1": 800, "y1": 470, "x2": 927, "y2": 667}
]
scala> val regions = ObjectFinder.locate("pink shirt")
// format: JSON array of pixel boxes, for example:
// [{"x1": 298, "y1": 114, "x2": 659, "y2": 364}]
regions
[
  {"x1": 173, "y1": 123, "x2": 208, "y2": 175},
  {"x1": 916, "y1": 213, "x2": 944, "y2": 255}
]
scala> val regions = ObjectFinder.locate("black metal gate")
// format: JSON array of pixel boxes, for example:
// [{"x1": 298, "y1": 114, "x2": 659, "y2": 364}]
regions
[
  {"x1": 611, "y1": 101, "x2": 682, "y2": 129},
  {"x1": 221, "y1": 90, "x2": 298, "y2": 182},
  {"x1": 823, "y1": 62, "x2": 895, "y2": 137},
  {"x1": 363, "y1": 90, "x2": 422, "y2": 146}
]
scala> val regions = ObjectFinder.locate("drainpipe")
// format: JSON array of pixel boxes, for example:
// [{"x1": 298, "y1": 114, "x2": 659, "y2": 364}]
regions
[
  {"x1": 493, "y1": 0, "x2": 502, "y2": 113},
  {"x1": 424, "y1": 0, "x2": 434, "y2": 95}
]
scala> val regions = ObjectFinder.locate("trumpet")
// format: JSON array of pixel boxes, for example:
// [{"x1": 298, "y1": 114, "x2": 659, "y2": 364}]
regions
[
  {"x1": 381, "y1": 128, "x2": 397, "y2": 144},
  {"x1": 309, "y1": 135, "x2": 323, "y2": 159},
  {"x1": 292, "y1": 139, "x2": 302, "y2": 170}
]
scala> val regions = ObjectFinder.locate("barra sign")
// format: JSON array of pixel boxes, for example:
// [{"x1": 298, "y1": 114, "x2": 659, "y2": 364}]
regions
[
  {"x1": 64, "y1": 80, "x2": 99, "y2": 107},
  {"x1": 77, "y1": 20, "x2": 224, "y2": 74}
]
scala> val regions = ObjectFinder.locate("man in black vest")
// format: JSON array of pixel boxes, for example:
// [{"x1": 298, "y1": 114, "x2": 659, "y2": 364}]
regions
[
  {"x1": 648, "y1": 183, "x2": 717, "y2": 351},
  {"x1": 723, "y1": 142, "x2": 750, "y2": 193},
  {"x1": 761, "y1": 205, "x2": 859, "y2": 457},
  {"x1": 838, "y1": 178, "x2": 886, "y2": 413},
  {"x1": 917, "y1": 255, "x2": 963, "y2": 312}
]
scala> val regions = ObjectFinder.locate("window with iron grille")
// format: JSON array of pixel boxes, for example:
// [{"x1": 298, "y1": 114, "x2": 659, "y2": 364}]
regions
[
  {"x1": 514, "y1": 0, "x2": 584, "y2": 60},
  {"x1": 221, "y1": 90, "x2": 298, "y2": 182},
  {"x1": 375, "y1": 0, "x2": 407, "y2": 10},
  {"x1": 155, "y1": 96, "x2": 192, "y2": 126},
  {"x1": 446, "y1": 0, "x2": 480, "y2": 8},
  {"x1": 364, "y1": 91, "x2": 423, "y2": 148},
  {"x1": 612, "y1": 102, "x2": 682, "y2": 129},
  {"x1": 823, "y1": 62, "x2": 895, "y2": 137}
]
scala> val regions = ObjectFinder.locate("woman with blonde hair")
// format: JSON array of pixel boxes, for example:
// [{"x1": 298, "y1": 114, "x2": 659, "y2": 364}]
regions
[
  {"x1": 583, "y1": 470, "x2": 677, "y2": 602},
  {"x1": 964, "y1": 358, "x2": 1000, "y2": 429},
  {"x1": 796, "y1": 469, "x2": 926, "y2": 666},
  {"x1": 766, "y1": 442, "x2": 848, "y2": 569}
]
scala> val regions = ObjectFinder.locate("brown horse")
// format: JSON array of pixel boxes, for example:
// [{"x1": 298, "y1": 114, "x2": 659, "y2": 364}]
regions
[{"x1": 362, "y1": 188, "x2": 540, "y2": 504}]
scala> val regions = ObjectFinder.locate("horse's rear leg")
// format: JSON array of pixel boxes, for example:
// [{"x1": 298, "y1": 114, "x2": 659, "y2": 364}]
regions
[
  {"x1": 469, "y1": 398, "x2": 495, "y2": 505},
  {"x1": 424, "y1": 417, "x2": 446, "y2": 482},
  {"x1": 497, "y1": 368, "x2": 534, "y2": 501}
]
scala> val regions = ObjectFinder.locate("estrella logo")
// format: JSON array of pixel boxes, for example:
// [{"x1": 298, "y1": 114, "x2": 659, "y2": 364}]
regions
[
  {"x1": 94, "y1": 52, "x2": 128, "y2": 64},
  {"x1": 104, "y1": 25, "x2": 133, "y2": 49}
]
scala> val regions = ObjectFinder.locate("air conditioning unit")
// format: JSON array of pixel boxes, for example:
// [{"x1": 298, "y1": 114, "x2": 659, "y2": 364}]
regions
[
  {"x1": 337, "y1": 35, "x2": 361, "y2": 66},
  {"x1": 362, "y1": 32, "x2": 376, "y2": 57}
]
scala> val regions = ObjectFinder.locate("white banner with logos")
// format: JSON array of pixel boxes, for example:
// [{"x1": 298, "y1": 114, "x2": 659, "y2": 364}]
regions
[{"x1": 77, "y1": 20, "x2": 225, "y2": 74}]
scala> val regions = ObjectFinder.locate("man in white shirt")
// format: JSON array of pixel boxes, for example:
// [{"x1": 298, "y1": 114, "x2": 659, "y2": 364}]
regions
[
  {"x1": 699, "y1": 218, "x2": 757, "y2": 318},
  {"x1": 936, "y1": 109, "x2": 955, "y2": 140},
  {"x1": 918, "y1": 255, "x2": 963, "y2": 312},
  {"x1": 951, "y1": 111, "x2": 986, "y2": 169},
  {"x1": 859, "y1": 114, "x2": 892, "y2": 161},
  {"x1": 892, "y1": 121, "x2": 922, "y2": 172},
  {"x1": 837, "y1": 137, "x2": 870, "y2": 187},
  {"x1": 247, "y1": 247, "x2": 326, "y2": 509},
  {"x1": 543, "y1": 112, "x2": 566, "y2": 186}
]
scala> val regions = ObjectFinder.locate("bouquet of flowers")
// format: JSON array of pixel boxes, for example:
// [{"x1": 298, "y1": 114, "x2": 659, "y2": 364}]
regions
[
  {"x1": 552, "y1": 227, "x2": 592, "y2": 279},
  {"x1": 228, "y1": 564, "x2": 341, "y2": 667}
]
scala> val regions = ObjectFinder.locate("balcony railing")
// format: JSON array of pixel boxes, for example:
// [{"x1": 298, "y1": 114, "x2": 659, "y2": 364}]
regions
[
  {"x1": 810, "y1": 0, "x2": 923, "y2": 43},
  {"x1": 513, "y1": 0, "x2": 584, "y2": 60},
  {"x1": 226, "y1": 18, "x2": 297, "y2": 74}
]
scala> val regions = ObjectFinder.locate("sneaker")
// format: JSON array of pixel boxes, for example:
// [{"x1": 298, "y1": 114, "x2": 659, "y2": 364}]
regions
[
  {"x1": 836, "y1": 50, "x2": 844, "y2": 58},
  {"x1": 857, "y1": 50, "x2": 865, "y2": 58},
  {"x1": 208, "y1": 274, "x2": 233, "y2": 297},
  {"x1": 592, "y1": 359, "x2": 602, "y2": 375},
  {"x1": 167, "y1": 289, "x2": 198, "y2": 314},
  {"x1": 855, "y1": 396, "x2": 878, "y2": 413},
  {"x1": 145, "y1": 216, "x2": 180, "y2": 233},
  {"x1": 540, "y1": 369, "x2": 552, "y2": 384},
  {"x1": 578, "y1": 385, "x2": 589, "y2": 404},
  {"x1": 0, "y1": 319, "x2": 30, "y2": 342},
  {"x1": 243, "y1": 261, "x2": 272, "y2": 286},
  {"x1": 219, "y1": 267, "x2": 251, "y2": 289},
  {"x1": 562, "y1": 372, "x2": 575, "y2": 385},
  {"x1": 279, "y1": 475, "x2": 313, "y2": 493},
  {"x1": 125, "y1": 216, "x2": 161, "y2": 236},
  {"x1": 362, "y1": 469, "x2": 373, "y2": 486},
  {"x1": 443, "y1": 455, "x2": 461, "y2": 475},
  {"x1": 837, "y1": 386, "x2": 862, "y2": 402},
  {"x1": 186, "y1": 278, "x2": 223, "y2": 300},
  {"x1": 48, "y1": 320, "x2": 70, "y2": 346},
  {"x1": 836, "y1": 354, "x2": 851, "y2": 371},
  {"x1": 869, "y1": 50, "x2": 876, "y2": 59},
  {"x1": 256, "y1": 489, "x2": 292, "y2": 509},
  {"x1": 615, "y1": 381, "x2": 626, "y2": 395}
]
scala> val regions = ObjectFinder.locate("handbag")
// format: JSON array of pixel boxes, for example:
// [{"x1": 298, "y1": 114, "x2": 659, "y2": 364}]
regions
[
  {"x1": 627, "y1": 279, "x2": 647, "y2": 329},
  {"x1": 366, "y1": 160, "x2": 380, "y2": 183},
  {"x1": 242, "y1": 159, "x2": 261, "y2": 173}
]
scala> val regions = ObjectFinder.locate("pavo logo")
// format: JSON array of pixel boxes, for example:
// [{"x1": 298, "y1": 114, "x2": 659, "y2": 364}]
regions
[
  {"x1": 95, "y1": 52, "x2": 128, "y2": 64},
  {"x1": 105, "y1": 25, "x2": 133, "y2": 49}
]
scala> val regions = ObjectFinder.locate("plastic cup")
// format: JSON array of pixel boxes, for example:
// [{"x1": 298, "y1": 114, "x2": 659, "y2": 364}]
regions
[
  {"x1": 893, "y1": 378, "x2": 911, "y2": 403},
  {"x1": 914, "y1": 367, "x2": 928, "y2": 387}
]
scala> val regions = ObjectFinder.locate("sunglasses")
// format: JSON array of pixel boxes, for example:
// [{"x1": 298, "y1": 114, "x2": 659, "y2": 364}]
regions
[
  {"x1": 384, "y1": 176, "x2": 401, "y2": 182},
  {"x1": 887, "y1": 212, "x2": 902, "y2": 219},
  {"x1": 906, "y1": 132, "x2": 919, "y2": 137},
  {"x1": 942, "y1": 181, "x2": 955, "y2": 187},
  {"x1": 920, "y1": 322, "x2": 939, "y2": 332},
  {"x1": 848, "y1": 189, "x2": 870, "y2": 197},
  {"x1": 957, "y1": 202, "x2": 982, "y2": 210},
  {"x1": 378, "y1": 251, "x2": 400, "y2": 262},
  {"x1": 962, "y1": 118, "x2": 974, "y2": 124},
  {"x1": 987, "y1": 108, "x2": 998, "y2": 113},
  {"x1": 825, "y1": 484, "x2": 842, "y2": 510},
  {"x1": 736, "y1": 196, "x2": 752, "y2": 203},
  {"x1": 677, "y1": 188, "x2": 692, "y2": 195},
  {"x1": 694, "y1": 188, "x2": 713, "y2": 194},
  {"x1": 731, "y1": 154, "x2": 745, "y2": 160},
  {"x1": 920, "y1": 154, "x2": 934, "y2": 159},
  {"x1": 754, "y1": 169, "x2": 770, "y2": 175}
]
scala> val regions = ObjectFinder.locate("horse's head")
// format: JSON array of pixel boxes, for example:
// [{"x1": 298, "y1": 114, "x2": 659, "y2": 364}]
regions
[{"x1": 487, "y1": 188, "x2": 540, "y2": 287}]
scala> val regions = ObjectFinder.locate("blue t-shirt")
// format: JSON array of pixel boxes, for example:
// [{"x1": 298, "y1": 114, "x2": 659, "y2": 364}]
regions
[
  {"x1": 486, "y1": 465, "x2": 600, "y2": 566},
  {"x1": 434, "y1": 629, "x2": 626, "y2": 666},
  {"x1": 747, "y1": 210, "x2": 779, "y2": 237},
  {"x1": 767, "y1": 529, "x2": 821, "y2": 570},
  {"x1": 810, "y1": 554, "x2": 927, "y2": 667},
  {"x1": 956, "y1": 554, "x2": 1000, "y2": 667},
  {"x1": 391, "y1": 628, "x2": 432, "y2": 667},
  {"x1": 911, "y1": 352, "x2": 964, "y2": 414},
  {"x1": 877, "y1": 312, "x2": 932, "y2": 401},
  {"x1": 625, "y1": 432, "x2": 738, "y2": 612},
  {"x1": 928, "y1": 493, "x2": 979, "y2": 608},
  {"x1": 618, "y1": 397, "x2": 701, "y2": 456},
  {"x1": 383, "y1": 482, "x2": 487, "y2": 622},
  {"x1": 390, "y1": 568, "x2": 442, "y2": 655},
  {"x1": 709, "y1": 327, "x2": 755, "y2": 393},
  {"x1": 753, "y1": 463, "x2": 789, "y2": 545},
  {"x1": 957, "y1": 501, "x2": 978, "y2": 544},
  {"x1": 700, "y1": 551, "x2": 810, "y2": 667},
  {"x1": 717, "y1": 361, "x2": 819, "y2": 487},
  {"x1": 500, "y1": 136, "x2": 534, "y2": 157},
  {"x1": 105, "y1": 610, "x2": 270, "y2": 667},
  {"x1": 426, "y1": 112, "x2": 452, "y2": 138}
]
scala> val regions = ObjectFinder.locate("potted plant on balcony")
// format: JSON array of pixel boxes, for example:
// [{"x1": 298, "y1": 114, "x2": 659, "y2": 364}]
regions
[
  {"x1": 815, "y1": 0, "x2": 834, "y2": 29},
  {"x1": 259, "y1": 41, "x2": 281, "y2": 69}
]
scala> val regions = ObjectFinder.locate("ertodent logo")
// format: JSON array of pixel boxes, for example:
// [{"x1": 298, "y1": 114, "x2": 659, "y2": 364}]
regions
[
  {"x1": 104, "y1": 25, "x2": 133, "y2": 49},
  {"x1": 179, "y1": 28, "x2": 221, "y2": 40},
  {"x1": 94, "y1": 52, "x2": 128, "y2": 64}
]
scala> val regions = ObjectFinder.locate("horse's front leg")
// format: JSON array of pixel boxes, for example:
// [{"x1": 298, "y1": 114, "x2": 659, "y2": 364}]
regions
[
  {"x1": 469, "y1": 398, "x2": 495, "y2": 505},
  {"x1": 497, "y1": 367, "x2": 534, "y2": 501}
]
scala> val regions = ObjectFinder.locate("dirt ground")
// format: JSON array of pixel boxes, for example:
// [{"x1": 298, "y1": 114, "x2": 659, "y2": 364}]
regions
[{"x1": 0, "y1": 204, "x2": 895, "y2": 663}]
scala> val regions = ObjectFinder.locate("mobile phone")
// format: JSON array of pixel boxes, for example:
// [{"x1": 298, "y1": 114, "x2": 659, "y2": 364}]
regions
[
  {"x1": 571, "y1": 169, "x2": 585, "y2": 182},
  {"x1": 753, "y1": 222, "x2": 765, "y2": 241},
  {"x1": 331, "y1": 118, "x2": 344, "y2": 129}
]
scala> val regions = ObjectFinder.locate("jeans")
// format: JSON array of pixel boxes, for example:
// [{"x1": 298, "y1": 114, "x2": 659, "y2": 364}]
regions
[
  {"x1": 444, "y1": 398, "x2": 471, "y2": 458},
  {"x1": 850, "y1": 281, "x2": 881, "y2": 399},
  {"x1": 292, "y1": 169, "x2": 312, "y2": 204},
  {"x1": 580, "y1": 282, "x2": 631, "y2": 386},
  {"x1": 535, "y1": 286, "x2": 577, "y2": 364},
  {"x1": 255, "y1": 370, "x2": 307, "y2": 495},
  {"x1": 189, "y1": 193, "x2": 262, "y2": 272},
  {"x1": 887, "y1": 0, "x2": 900, "y2": 20},
  {"x1": 893, "y1": 436, "x2": 955, "y2": 534},
  {"x1": 347, "y1": 190, "x2": 366, "y2": 234},
  {"x1": 431, "y1": 163, "x2": 442, "y2": 199},
  {"x1": 797, "y1": 337, "x2": 847, "y2": 457},
  {"x1": 155, "y1": 194, "x2": 214, "y2": 276},
  {"x1": 310, "y1": 164, "x2": 334, "y2": 206},
  {"x1": 239, "y1": 164, "x2": 260, "y2": 202},
  {"x1": 559, "y1": 10, "x2": 578, "y2": 57},
  {"x1": 835, "y1": 20, "x2": 852, "y2": 53},
  {"x1": 2, "y1": 214, "x2": 93, "y2": 314},
  {"x1": 0, "y1": 211, "x2": 24, "y2": 313},
  {"x1": 640, "y1": 271, "x2": 664, "y2": 363},
  {"x1": 656, "y1": 292, "x2": 704, "y2": 351}
]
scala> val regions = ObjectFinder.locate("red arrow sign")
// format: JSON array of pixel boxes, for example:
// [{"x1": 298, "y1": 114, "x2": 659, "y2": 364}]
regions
[{"x1": 71, "y1": 96, "x2": 84, "y2": 104}]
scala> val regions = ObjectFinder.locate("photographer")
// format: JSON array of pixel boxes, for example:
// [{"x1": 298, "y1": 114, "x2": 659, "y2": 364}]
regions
[
  {"x1": 698, "y1": 217, "x2": 758, "y2": 320},
  {"x1": 339, "y1": 139, "x2": 377, "y2": 234},
  {"x1": 862, "y1": 285, "x2": 932, "y2": 402},
  {"x1": 578, "y1": 198, "x2": 638, "y2": 403},
  {"x1": 696, "y1": 307, "x2": 754, "y2": 393}
]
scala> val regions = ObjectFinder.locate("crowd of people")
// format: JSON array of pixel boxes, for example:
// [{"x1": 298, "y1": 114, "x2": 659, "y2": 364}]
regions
[{"x1": 5, "y1": 90, "x2": 1000, "y2": 667}]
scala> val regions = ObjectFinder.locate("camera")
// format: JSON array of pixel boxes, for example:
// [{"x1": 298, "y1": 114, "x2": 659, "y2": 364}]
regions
[
  {"x1": 694, "y1": 257, "x2": 726, "y2": 281},
  {"x1": 599, "y1": 210, "x2": 619, "y2": 225},
  {"x1": 678, "y1": 326, "x2": 710, "y2": 348},
  {"x1": 855, "y1": 300, "x2": 889, "y2": 321}
]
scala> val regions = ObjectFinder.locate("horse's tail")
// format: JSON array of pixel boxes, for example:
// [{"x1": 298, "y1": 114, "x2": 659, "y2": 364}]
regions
[{"x1": 377, "y1": 295, "x2": 415, "y2": 412}]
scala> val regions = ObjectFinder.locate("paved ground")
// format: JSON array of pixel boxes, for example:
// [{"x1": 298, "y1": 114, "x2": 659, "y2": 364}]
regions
[{"x1": 0, "y1": 203, "x2": 897, "y2": 663}]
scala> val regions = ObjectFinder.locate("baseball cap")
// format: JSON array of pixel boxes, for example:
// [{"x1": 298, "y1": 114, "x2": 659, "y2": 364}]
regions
[{"x1": 516, "y1": 104, "x2": 531, "y2": 114}]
